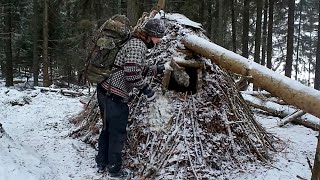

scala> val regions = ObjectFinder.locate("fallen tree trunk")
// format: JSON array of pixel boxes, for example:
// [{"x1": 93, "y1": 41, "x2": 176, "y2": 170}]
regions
[
  {"x1": 183, "y1": 35, "x2": 320, "y2": 119},
  {"x1": 35, "y1": 87, "x2": 84, "y2": 96},
  {"x1": 242, "y1": 94, "x2": 320, "y2": 131},
  {"x1": 279, "y1": 110, "x2": 306, "y2": 127}
]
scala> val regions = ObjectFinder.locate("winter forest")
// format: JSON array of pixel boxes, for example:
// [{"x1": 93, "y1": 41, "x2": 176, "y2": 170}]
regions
[{"x1": 1, "y1": 0, "x2": 320, "y2": 180}]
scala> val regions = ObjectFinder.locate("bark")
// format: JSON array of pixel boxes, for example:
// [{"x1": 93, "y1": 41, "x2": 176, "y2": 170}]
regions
[
  {"x1": 312, "y1": 2, "x2": 320, "y2": 177},
  {"x1": 295, "y1": 2, "x2": 303, "y2": 81},
  {"x1": 127, "y1": 0, "x2": 140, "y2": 26},
  {"x1": 315, "y1": 0, "x2": 320, "y2": 90},
  {"x1": 4, "y1": 0, "x2": 13, "y2": 87},
  {"x1": 183, "y1": 35, "x2": 320, "y2": 119},
  {"x1": 312, "y1": 130, "x2": 320, "y2": 180},
  {"x1": 253, "y1": 0, "x2": 263, "y2": 90},
  {"x1": 267, "y1": 0, "x2": 274, "y2": 69},
  {"x1": 285, "y1": 0, "x2": 295, "y2": 78},
  {"x1": 32, "y1": 0, "x2": 39, "y2": 86},
  {"x1": 207, "y1": 0, "x2": 213, "y2": 39},
  {"x1": 242, "y1": 94, "x2": 320, "y2": 131},
  {"x1": 261, "y1": 0, "x2": 268, "y2": 66},
  {"x1": 254, "y1": 0, "x2": 263, "y2": 65},
  {"x1": 42, "y1": 0, "x2": 50, "y2": 87},
  {"x1": 36, "y1": 87, "x2": 84, "y2": 97},
  {"x1": 242, "y1": 0, "x2": 250, "y2": 58},
  {"x1": 217, "y1": 0, "x2": 223, "y2": 46},
  {"x1": 279, "y1": 110, "x2": 306, "y2": 127},
  {"x1": 231, "y1": 0, "x2": 237, "y2": 52},
  {"x1": 154, "y1": 0, "x2": 166, "y2": 11}
]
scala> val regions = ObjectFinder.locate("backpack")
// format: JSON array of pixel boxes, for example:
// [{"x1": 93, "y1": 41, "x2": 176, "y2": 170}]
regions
[{"x1": 86, "y1": 14, "x2": 131, "y2": 84}]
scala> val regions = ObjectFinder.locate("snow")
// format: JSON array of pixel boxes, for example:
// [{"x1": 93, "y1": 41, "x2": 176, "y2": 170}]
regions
[
  {"x1": 235, "y1": 113, "x2": 318, "y2": 180},
  {"x1": 0, "y1": 84, "x2": 318, "y2": 179},
  {"x1": 156, "y1": 13, "x2": 203, "y2": 29},
  {"x1": 0, "y1": 86, "x2": 97, "y2": 180}
]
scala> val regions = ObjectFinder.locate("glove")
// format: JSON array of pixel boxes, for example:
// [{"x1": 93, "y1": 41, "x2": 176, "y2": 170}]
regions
[{"x1": 141, "y1": 84, "x2": 156, "y2": 101}]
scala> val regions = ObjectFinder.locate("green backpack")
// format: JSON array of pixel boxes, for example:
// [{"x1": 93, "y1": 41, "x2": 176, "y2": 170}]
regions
[{"x1": 87, "y1": 14, "x2": 131, "y2": 84}]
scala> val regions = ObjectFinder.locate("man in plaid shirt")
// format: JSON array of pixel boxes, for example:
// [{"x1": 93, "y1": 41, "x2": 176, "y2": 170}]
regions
[{"x1": 95, "y1": 18, "x2": 172, "y2": 178}]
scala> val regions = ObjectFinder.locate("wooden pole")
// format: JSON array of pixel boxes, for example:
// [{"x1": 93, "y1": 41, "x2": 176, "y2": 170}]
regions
[{"x1": 312, "y1": 131, "x2": 320, "y2": 180}]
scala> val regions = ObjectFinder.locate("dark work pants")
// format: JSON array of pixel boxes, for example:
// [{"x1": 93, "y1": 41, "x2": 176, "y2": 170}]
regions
[{"x1": 95, "y1": 86, "x2": 129, "y2": 174}]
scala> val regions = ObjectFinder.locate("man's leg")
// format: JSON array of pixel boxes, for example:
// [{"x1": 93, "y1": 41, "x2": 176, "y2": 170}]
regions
[
  {"x1": 106, "y1": 96, "x2": 129, "y2": 175},
  {"x1": 95, "y1": 87, "x2": 109, "y2": 169}
]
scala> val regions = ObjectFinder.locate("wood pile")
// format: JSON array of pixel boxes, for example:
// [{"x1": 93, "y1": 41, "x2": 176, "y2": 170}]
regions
[{"x1": 70, "y1": 13, "x2": 278, "y2": 179}]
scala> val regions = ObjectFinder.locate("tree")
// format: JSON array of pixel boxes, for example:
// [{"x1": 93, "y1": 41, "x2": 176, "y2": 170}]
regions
[
  {"x1": 311, "y1": 130, "x2": 320, "y2": 179},
  {"x1": 254, "y1": 0, "x2": 263, "y2": 65},
  {"x1": 127, "y1": 0, "x2": 140, "y2": 26},
  {"x1": 261, "y1": 0, "x2": 268, "y2": 66},
  {"x1": 253, "y1": 0, "x2": 263, "y2": 90},
  {"x1": 231, "y1": 0, "x2": 237, "y2": 53},
  {"x1": 267, "y1": 0, "x2": 274, "y2": 69},
  {"x1": 32, "y1": 0, "x2": 40, "y2": 86},
  {"x1": 4, "y1": 0, "x2": 13, "y2": 86},
  {"x1": 294, "y1": 1, "x2": 303, "y2": 81},
  {"x1": 42, "y1": 0, "x2": 50, "y2": 87},
  {"x1": 216, "y1": 0, "x2": 223, "y2": 46},
  {"x1": 315, "y1": 0, "x2": 320, "y2": 90},
  {"x1": 285, "y1": 0, "x2": 295, "y2": 78},
  {"x1": 242, "y1": 0, "x2": 250, "y2": 58}
]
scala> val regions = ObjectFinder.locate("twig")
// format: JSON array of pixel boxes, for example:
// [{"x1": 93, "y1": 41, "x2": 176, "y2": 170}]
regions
[{"x1": 183, "y1": 113, "x2": 199, "y2": 180}]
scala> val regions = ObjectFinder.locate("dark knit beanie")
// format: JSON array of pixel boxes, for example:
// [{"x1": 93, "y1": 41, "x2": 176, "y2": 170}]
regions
[{"x1": 143, "y1": 18, "x2": 165, "y2": 38}]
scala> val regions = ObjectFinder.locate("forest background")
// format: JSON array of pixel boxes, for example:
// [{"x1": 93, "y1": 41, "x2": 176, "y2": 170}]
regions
[{"x1": 0, "y1": 0, "x2": 319, "y2": 90}]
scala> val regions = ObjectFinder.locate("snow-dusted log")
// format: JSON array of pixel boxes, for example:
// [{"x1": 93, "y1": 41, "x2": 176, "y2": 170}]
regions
[
  {"x1": 35, "y1": 87, "x2": 84, "y2": 96},
  {"x1": 242, "y1": 94, "x2": 320, "y2": 130},
  {"x1": 279, "y1": 110, "x2": 306, "y2": 127},
  {"x1": 183, "y1": 35, "x2": 320, "y2": 119}
]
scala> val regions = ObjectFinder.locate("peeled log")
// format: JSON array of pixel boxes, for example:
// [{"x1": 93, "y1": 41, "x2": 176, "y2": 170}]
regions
[{"x1": 183, "y1": 35, "x2": 320, "y2": 119}]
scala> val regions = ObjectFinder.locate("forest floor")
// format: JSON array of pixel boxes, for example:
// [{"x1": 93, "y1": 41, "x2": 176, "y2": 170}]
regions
[{"x1": 0, "y1": 83, "x2": 318, "y2": 180}]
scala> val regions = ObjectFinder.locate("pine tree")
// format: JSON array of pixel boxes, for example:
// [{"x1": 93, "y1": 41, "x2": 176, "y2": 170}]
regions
[{"x1": 285, "y1": 0, "x2": 295, "y2": 78}]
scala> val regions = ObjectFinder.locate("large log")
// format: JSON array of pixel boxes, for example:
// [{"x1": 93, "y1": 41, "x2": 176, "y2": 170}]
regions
[
  {"x1": 183, "y1": 35, "x2": 320, "y2": 119},
  {"x1": 242, "y1": 93, "x2": 320, "y2": 131}
]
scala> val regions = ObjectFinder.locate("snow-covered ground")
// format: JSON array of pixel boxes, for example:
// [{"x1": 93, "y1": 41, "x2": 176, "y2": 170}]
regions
[
  {"x1": 0, "y1": 85, "x2": 97, "y2": 180},
  {"x1": 0, "y1": 84, "x2": 318, "y2": 180}
]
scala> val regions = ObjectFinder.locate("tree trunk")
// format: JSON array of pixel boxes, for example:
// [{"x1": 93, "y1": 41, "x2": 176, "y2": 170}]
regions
[
  {"x1": 231, "y1": 0, "x2": 237, "y2": 53},
  {"x1": 285, "y1": 0, "x2": 295, "y2": 78},
  {"x1": 4, "y1": 0, "x2": 13, "y2": 87},
  {"x1": 207, "y1": 0, "x2": 213, "y2": 39},
  {"x1": 216, "y1": 0, "x2": 223, "y2": 46},
  {"x1": 42, "y1": 0, "x2": 50, "y2": 87},
  {"x1": 267, "y1": 0, "x2": 274, "y2": 69},
  {"x1": 315, "y1": 0, "x2": 320, "y2": 90},
  {"x1": 32, "y1": 0, "x2": 39, "y2": 86},
  {"x1": 94, "y1": 0, "x2": 103, "y2": 27},
  {"x1": 261, "y1": 0, "x2": 268, "y2": 66},
  {"x1": 312, "y1": 130, "x2": 320, "y2": 180},
  {"x1": 127, "y1": 0, "x2": 140, "y2": 26},
  {"x1": 295, "y1": 1, "x2": 302, "y2": 81},
  {"x1": 242, "y1": 0, "x2": 250, "y2": 58},
  {"x1": 183, "y1": 35, "x2": 320, "y2": 119},
  {"x1": 253, "y1": 0, "x2": 263, "y2": 90}
]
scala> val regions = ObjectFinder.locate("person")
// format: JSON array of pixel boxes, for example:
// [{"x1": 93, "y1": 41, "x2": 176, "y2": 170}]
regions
[{"x1": 95, "y1": 18, "x2": 172, "y2": 178}]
